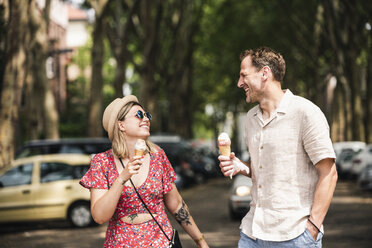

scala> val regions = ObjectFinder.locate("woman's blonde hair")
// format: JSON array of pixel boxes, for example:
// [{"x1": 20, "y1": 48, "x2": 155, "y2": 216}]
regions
[{"x1": 111, "y1": 101, "x2": 158, "y2": 158}]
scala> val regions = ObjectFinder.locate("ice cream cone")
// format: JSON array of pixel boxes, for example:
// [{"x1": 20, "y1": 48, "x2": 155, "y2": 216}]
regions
[
  {"x1": 135, "y1": 149, "x2": 145, "y2": 156},
  {"x1": 219, "y1": 145, "x2": 231, "y2": 156},
  {"x1": 134, "y1": 139, "x2": 147, "y2": 157},
  {"x1": 218, "y1": 132, "x2": 231, "y2": 156}
]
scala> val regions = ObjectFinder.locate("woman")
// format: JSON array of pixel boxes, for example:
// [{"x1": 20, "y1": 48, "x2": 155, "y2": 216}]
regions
[{"x1": 80, "y1": 95, "x2": 209, "y2": 248}]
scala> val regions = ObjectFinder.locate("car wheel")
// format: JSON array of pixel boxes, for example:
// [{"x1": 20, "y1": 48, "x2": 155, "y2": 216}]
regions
[{"x1": 68, "y1": 202, "x2": 95, "y2": 227}]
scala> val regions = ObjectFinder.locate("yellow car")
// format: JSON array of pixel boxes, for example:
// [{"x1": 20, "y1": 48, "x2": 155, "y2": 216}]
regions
[{"x1": 0, "y1": 154, "x2": 95, "y2": 227}]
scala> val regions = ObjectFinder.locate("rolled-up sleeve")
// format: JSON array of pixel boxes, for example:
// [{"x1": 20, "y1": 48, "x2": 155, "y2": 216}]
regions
[{"x1": 302, "y1": 105, "x2": 336, "y2": 165}]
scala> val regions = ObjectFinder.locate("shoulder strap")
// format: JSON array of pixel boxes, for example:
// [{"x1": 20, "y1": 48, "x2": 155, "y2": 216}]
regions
[{"x1": 119, "y1": 158, "x2": 171, "y2": 241}]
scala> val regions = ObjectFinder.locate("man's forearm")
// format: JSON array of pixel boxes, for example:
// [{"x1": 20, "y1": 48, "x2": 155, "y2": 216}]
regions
[{"x1": 310, "y1": 159, "x2": 338, "y2": 229}]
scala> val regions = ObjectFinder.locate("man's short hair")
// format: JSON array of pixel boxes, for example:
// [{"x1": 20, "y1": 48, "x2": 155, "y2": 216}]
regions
[{"x1": 240, "y1": 47, "x2": 286, "y2": 82}]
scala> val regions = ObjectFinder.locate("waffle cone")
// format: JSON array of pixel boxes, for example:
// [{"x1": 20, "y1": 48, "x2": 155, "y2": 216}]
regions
[
  {"x1": 219, "y1": 145, "x2": 231, "y2": 156},
  {"x1": 135, "y1": 150, "x2": 145, "y2": 156}
]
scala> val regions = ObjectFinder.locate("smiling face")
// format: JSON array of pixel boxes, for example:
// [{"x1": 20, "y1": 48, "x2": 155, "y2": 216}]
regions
[
  {"x1": 237, "y1": 56, "x2": 263, "y2": 103},
  {"x1": 119, "y1": 105, "x2": 151, "y2": 140}
]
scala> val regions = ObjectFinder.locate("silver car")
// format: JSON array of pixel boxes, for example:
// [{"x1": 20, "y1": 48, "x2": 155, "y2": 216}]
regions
[
  {"x1": 228, "y1": 174, "x2": 252, "y2": 220},
  {"x1": 357, "y1": 164, "x2": 372, "y2": 190}
]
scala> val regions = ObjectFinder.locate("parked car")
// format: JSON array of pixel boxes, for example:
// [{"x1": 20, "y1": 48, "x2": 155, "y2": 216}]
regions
[
  {"x1": 337, "y1": 150, "x2": 363, "y2": 178},
  {"x1": 0, "y1": 154, "x2": 96, "y2": 227},
  {"x1": 150, "y1": 134, "x2": 218, "y2": 186},
  {"x1": 333, "y1": 141, "x2": 366, "y2": 157},
  {"x1": 333, "y1": 141, "x2": 366, "y2": 178},
  {"x1": 15, "y1": 138, "x2": 111, "y2": 158},
  {"x1": 195, "y1": 145, "x2": 222, "y2": 177},
  {"x1": 357, "y1": 164, "x2": 372, "y2": 191},
  {"x1": 228, "y1": 174, "x2": 252, "y2": 220},
  {"x1": 350, "y1": 144, "x2": 372, "y2": 179}
]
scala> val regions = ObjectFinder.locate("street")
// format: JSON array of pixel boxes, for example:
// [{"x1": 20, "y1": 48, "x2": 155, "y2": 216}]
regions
[{"x1": 0, "y1": 177, "x2": 371, "y2": 247}]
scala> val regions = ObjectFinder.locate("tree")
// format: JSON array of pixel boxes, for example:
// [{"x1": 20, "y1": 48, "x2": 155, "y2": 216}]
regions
[
  {"x1": 87, "y1": 0, "x2": 110, "y2": 137},
  {"x1": 159, "y1": 0, "x2": 205, "y2": 138},
  {"x1": 0, "y1": 2, "x2": 6, "y2": 93},
  {"x1": 323, "y1": 0, "x2": 370, "y2": 141},
  {"x1": 0, "y1": 0, "x2": 29, "y2": 168},
  {"x1": 27, "y1": 0, "x2": 59, "y2": 140},
  {"x1": 131, "y1": 0, "x2": 163, "y2": 132},
  {"x1": 105, "y1": 0, "x2": 139, "y2": 99}
]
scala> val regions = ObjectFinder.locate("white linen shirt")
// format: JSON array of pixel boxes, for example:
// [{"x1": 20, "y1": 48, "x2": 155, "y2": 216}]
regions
[{"x1": 240, "y1": 89, "x2": 336, "y2": 241}]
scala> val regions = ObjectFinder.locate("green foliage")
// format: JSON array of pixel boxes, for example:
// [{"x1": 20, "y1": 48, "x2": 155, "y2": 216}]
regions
[
  {"x1": 60, "y1": 30, "x2": 118, "y2": 137},
  {"x1": 61, "y1": 0, "x2": 371, "y2": 141}
]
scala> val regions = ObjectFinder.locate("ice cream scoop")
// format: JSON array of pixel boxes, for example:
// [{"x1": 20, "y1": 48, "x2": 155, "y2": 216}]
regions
[
  {"x1": 218, "y1": 132, "x2": 231, "y2": 156},
  {"x1": 135, "y1": 139, "x2": 147, "y2": 156}
]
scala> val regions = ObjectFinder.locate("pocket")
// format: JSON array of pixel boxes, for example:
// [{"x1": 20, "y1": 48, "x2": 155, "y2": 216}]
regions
[
  {"x1": 304, "y1": 229, "x2": 317, "y2": 243},
  {"x1": 315, "y1": 230, "x2": 323, "y2": 243}
]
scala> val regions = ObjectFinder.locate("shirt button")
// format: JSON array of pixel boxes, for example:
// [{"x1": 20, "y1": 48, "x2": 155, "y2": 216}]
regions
[
  {"x1": 259, "y1": 165, "x2": 262, "y2": 169},
  {"x1": 258, "y1": 185, "x2": 262, "y2": 188},
  {"x1": 260, "y1": 146, "x2": 263, "y2": 150}
]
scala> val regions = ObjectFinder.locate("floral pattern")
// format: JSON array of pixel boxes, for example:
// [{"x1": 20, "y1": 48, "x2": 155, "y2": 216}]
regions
[{"x1": 80, "y1": 148, "x2": 176, "y2": 248}]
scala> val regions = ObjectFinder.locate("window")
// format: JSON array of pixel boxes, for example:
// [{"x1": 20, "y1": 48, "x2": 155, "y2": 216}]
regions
[
  {"x1": 0, "y1": 163, "x2": 33, "y2": 187},
  {"x1": 40, "y1": 162, "x2": 73, "y2": 183},
  {"x1": 40, "y1": 162, "x2": 89, "y2": 183},
  {"x1": 59, "y1": 145, "x2": 84, "y2": 154},
  {"x1": 72, "y1": 165, "x2": 89, "y2": 179}
]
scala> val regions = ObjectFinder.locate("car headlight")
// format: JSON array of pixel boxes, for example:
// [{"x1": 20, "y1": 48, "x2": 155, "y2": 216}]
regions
[{"x1": 235, "y1": 185, "x2": 251, "y2": 196}]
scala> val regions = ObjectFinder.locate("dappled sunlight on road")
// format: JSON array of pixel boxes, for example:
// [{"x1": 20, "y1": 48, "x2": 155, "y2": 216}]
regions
[{"x1": 332, "y1": 196, "x2": 372, "y2": 204}]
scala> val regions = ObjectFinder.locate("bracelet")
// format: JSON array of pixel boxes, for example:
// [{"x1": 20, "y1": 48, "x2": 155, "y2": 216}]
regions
[
  {"x1": 308, "y1": 218, "x2": 321, "y2": 232},
  {"x1": 193, "y1": 234, "x2": 204, "y2": 243}
]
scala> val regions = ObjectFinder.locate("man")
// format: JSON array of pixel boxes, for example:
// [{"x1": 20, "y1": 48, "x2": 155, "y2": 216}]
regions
[{"x1": 218, "y1": 47, "x2": 338, "y2": 247}]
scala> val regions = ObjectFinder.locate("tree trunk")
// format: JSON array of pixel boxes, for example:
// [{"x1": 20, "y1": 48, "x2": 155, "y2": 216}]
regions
[
  {"x1": 138, "y1": 0, "x2": 162, "y2": 132},
  {"x1": 341, "y1": 78, "x2": 353, "y2": 141},
  {"x1": 346, "y1": 52, "x2": 365, "y2": 141},
  {"x1": 87, "y1": 1, "x2": 109, "y2": 137},
  {"x1": 30, "y1": 0, "x2": 59, "y2": 140},
  {"x1": 323, "y1": 0, "x2": 366, "y2": 141},
  {"x1": 106, "y1": 0, "x2": 139, "y2": 99},
  {"x1": 366, "y1": 46, "x2": 372, "y2": 143},
  {"x1": 165, "y1": 0, "x2": 203, "y2": 138},
  {"x1": 140, "y1": 68, "x2": 160, "y2": 131},
  {"x1": 0, "y1": 0, "x2": 28, "y2": 168},
  {"x1": 0, "y1": 1, "x2": 7, "y2": 95},
  {"x1": 331, "y1": 83, "x2": 345, "y2": 141}
]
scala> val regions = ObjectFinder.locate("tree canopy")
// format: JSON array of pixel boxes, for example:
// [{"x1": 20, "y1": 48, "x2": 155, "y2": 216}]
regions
[{"x1": 0, "y1": 0, "x2": 371, "y2": 168}]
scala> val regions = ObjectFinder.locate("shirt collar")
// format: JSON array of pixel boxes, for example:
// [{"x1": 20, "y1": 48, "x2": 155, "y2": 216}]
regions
[
  {"x1": 276, "y1": 89, "x2": 292, "y2": 114},
  {"x1": 253, "y1": 89, "x2": 292, "y2": 116}
]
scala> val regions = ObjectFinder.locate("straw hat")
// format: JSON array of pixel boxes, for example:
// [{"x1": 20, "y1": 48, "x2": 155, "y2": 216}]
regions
[{"x1": 102, "y1": 95, "x2": 139, "y2": 141}]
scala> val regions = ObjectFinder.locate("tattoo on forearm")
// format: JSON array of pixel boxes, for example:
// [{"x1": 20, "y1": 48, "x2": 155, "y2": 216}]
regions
[
  {"x1": 128, "y1": 214, "x2": 138, "y2": 223},
  {"x1": 174, "y1": 200, "x2": 192, "y2": 226}
]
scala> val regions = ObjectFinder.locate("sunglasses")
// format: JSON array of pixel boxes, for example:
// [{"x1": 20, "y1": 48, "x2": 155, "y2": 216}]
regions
[{"x1": 134, "y1": 110, "x2": 152, "y2": 121}]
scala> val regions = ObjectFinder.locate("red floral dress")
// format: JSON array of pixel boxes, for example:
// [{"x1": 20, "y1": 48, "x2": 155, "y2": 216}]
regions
[{"x1": 80, "y1": 148, "x2": 176, "y2": 248}]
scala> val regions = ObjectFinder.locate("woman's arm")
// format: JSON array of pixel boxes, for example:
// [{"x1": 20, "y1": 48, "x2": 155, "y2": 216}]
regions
[
  {"x1": 90, "y1": 178, "x2": 126, "y2": 224},
  {"x1": 90, "y1": 156, "x2": 143, "y2": 224},
  {"x1": 164, "y1": 183, "x2": 209, "y2": 248}
]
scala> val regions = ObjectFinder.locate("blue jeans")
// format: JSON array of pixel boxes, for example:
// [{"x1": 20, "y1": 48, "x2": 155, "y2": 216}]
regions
[{"x1": 238, "y1": 230, "x2": 323, "y2": 248}]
